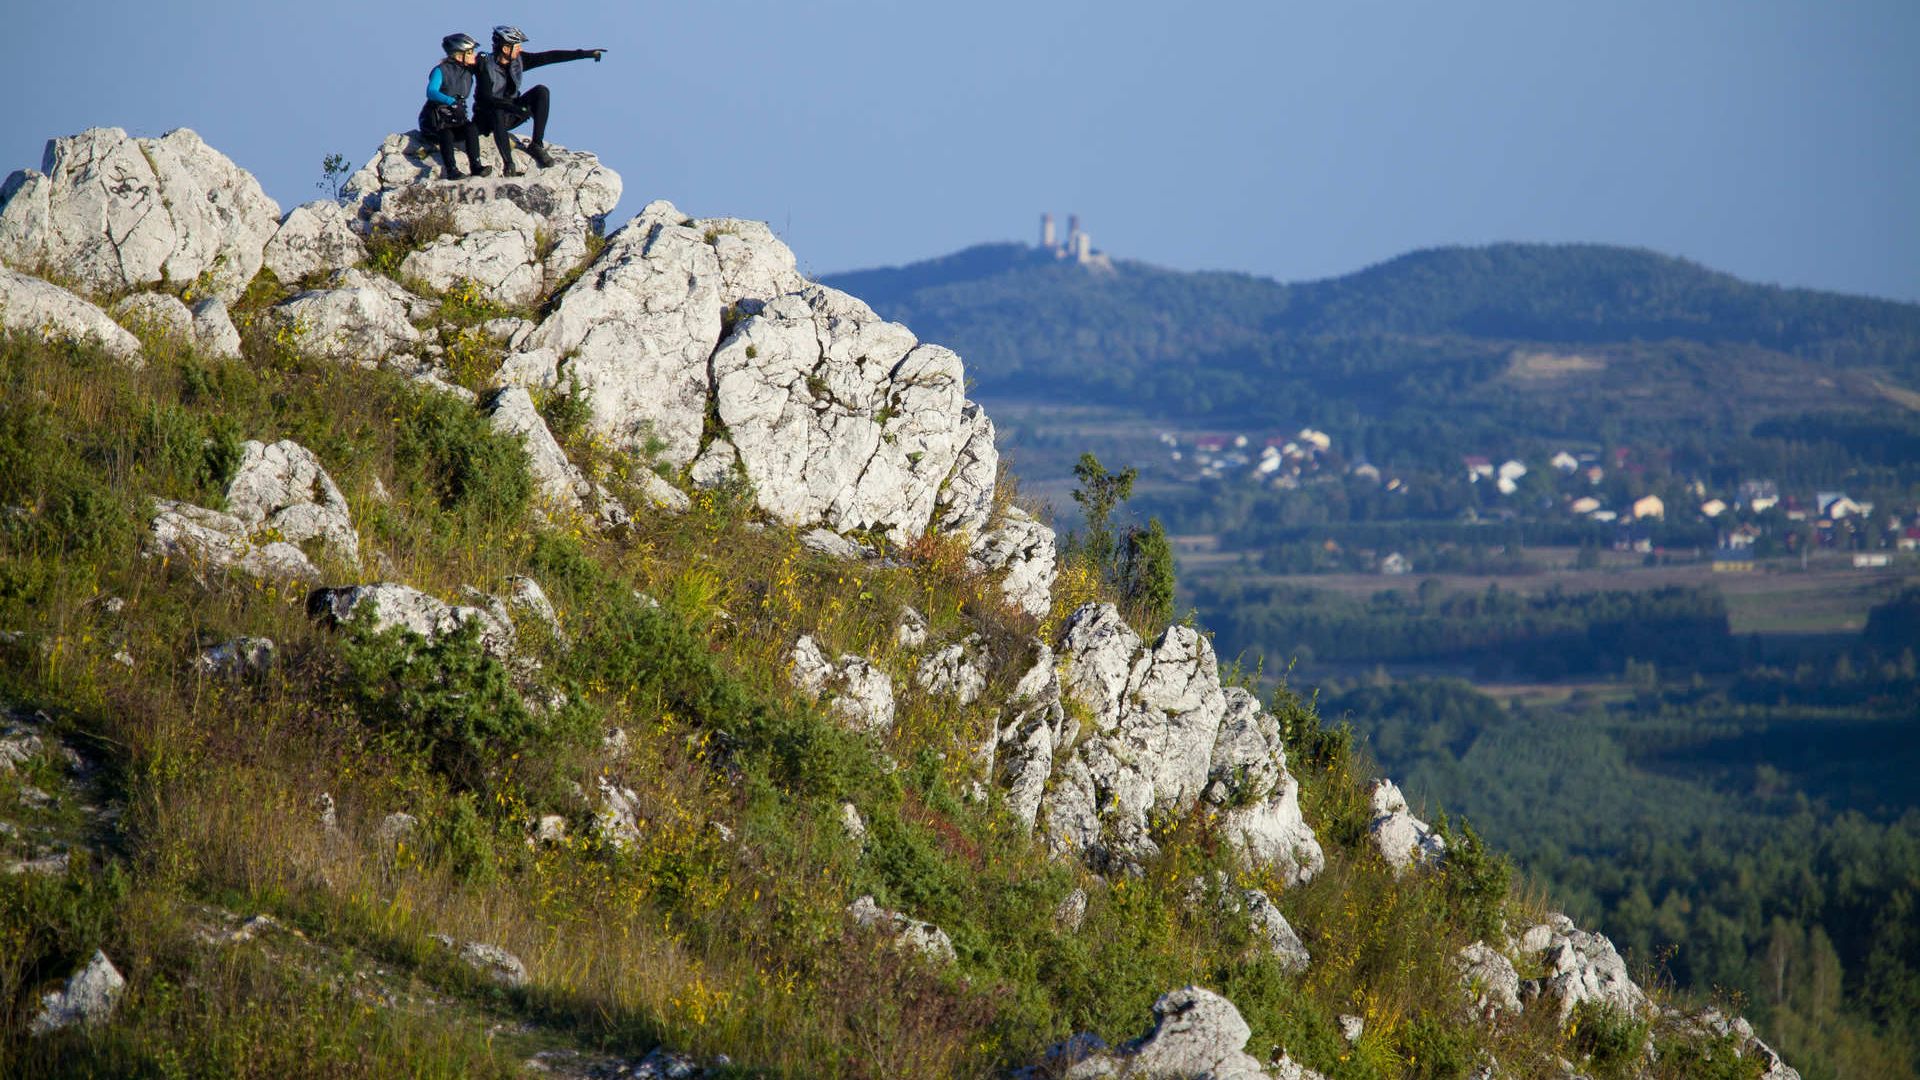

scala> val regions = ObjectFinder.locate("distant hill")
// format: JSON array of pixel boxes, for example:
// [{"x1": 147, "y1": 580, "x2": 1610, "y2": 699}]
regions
[{"x1": 823, "y1": 242, "x2": 1920, "y2": 467}]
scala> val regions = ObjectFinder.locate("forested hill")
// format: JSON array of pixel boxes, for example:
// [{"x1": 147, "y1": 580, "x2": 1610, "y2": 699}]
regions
[{"x1": 823, "y1": 241, "x2": 1920, "y2": 394}]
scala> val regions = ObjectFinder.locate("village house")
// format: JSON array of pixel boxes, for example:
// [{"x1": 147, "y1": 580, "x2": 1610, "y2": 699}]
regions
[
  {"x1": 1550, "y1": 450, "x2": 1580, "y2": 473},
  {"x1": 1464, "y1": 455, "x2": 1494, "y2": 482},
  {"x1": 1700, "y1": 498, "x2": 1727, "y2": 518},
  {"x1": 1818, "y1": 492, "x2": 1863, "y2": 519},
  {"x1": 1569, "y1": 496, "x2": 1602, "y2": 515},
  {"x1": 1631, "y1": 494, "x2": 1666, "y2": 521},
  {"x1": 1379, "y1": 552, "x2": 1413, "y2": 575}
]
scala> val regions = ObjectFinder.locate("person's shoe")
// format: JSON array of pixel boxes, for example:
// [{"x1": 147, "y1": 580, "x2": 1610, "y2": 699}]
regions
[
  {"x1": 442, "y1": 165, "x2": 467, "y2": 180},
  {"x1": 468, "y1": 163, "x2": 493, "y2": 177},
  {"x1": 502, "y1": 161, "x2": 522, "y2": 177},
  {"x1": 527, "y1": 142, "x2": 553, "y2": 168}
]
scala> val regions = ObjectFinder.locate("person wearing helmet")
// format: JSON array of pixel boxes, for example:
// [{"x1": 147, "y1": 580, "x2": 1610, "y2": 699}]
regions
[
  {"x1": 474, "y1": 25, "x2": 606, "y2": 174},
  {"x1": 420, "y1": 33, "x2": 491, "y2": 180}
]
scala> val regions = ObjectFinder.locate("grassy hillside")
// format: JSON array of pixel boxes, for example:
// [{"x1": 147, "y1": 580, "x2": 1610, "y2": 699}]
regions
[{"x1": 0, "y1": 274, "x2": 1775, "y2": 1078}]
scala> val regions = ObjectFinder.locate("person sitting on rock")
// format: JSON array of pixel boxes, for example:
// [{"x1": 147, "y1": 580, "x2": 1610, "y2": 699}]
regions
[
  {"x1": 475, "y1": 25, "x2": 605, "y2": 175},
  {"x1": 419, "y1": 33, "x2": 491, "y2": 180}
]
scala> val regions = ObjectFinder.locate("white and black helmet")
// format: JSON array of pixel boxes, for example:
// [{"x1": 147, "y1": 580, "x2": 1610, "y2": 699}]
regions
[
  {"x1": 442, "y1": 32, "x2": 478, "y2": 56},
  {"x1": 491, "y1": 25, "x2": 528, "y2": 46}
]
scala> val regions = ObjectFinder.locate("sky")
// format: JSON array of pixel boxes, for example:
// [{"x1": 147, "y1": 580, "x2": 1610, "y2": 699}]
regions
[{"x1": 11, "y1": 1, "x2": 1919, "y2": 300}]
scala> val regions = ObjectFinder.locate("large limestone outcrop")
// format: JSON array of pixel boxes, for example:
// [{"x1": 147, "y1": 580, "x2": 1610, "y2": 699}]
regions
[
  {"x1": 0, "y1": 128, "x2": 278, "y2": 301},
  {"x1": 497, "y1": 200, "x2": 723, "y2": 466},
  {"x1": 261, "y1": 199, "x2": 366, "y2": 284},
  {"x1": 1458, "y1": 941, "x2": 1523, "y2": 1019},
  {"x1": 1516, "y1": 913, "x2": 1649, "y2": 1024},
  {"x1": 1061, "y1": 987, "x2": 1276, "y2": 1080},
  {"x1": 0, "y1": 267, "x2": 143, "y2": 363},
  {"x1": 343, "y1": 134, "x2": 620, "y2": 235},
  {"x1": 1037, "y1": 604, "x2": 1322, "y2": 881}
]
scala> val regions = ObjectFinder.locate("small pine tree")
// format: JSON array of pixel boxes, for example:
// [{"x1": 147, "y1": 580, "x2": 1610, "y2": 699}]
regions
[
  {"x1": 1122, "y1": 516, "x2": 1177, "y2": 627},
  {"x1": 1070, "y1": 452, "x2": 1137, "y2": 577}
]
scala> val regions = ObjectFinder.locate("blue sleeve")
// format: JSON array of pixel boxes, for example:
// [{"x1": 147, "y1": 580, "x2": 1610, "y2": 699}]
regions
[{"x1": 426, "y1": 67, "x2": 458, "y2": 105}]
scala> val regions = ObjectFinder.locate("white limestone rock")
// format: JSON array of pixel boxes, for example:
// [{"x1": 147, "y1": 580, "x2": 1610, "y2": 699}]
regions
[
  {"x1": 1458, "y1": 941, "x2": 1523, "y2": 1018},
  {"x1": 1368, "y1": 779, "x2": 1446, "y2": 874},
  {"x1": 847, "y1": 895, "x2": 956, "y2": 965},
  {"x1": 269, "y1": 273, "x2": 423, "y2": 362},
  {"x1": 195, "y1": 637, "x2": 276, "y2": 678},
  {"x1": 505, "y1": 575, "x2": 563, "y2": 643},
  {"x1": 112, "y1": 291, "x2": 194, "y2": 342},
  {"x1": 788, "y1": 635, "x2": 894, "y2": 734},
  {"x1": 402, "y1": 226, "x2": 543, "y2": 307},
  {"x1": 894, "y1": 606, "x2": 929, "y2": 649},
  {"x1": 541, "y1": 213, "x2": 596, "y2": 292},
  {"x1": 1218, "y1": 776, "x2": 1324, "y2": 886},
  {"x1": 936, "y1": 402, "x2": 999, "y2": 536},
  {"x1": 689, "y1": 437, "x2": 740, "y2": 491},
  {"x1": 306, "y1": 582, "x2": 514, "y2": 660},
  {"x1": 262, "y1": 199, "x2": 367, "y2": 284},
  {"x1": 224, "y1": 439, "x2": 359, "y2": 566},
  {"x1": 710, "y1": 285, "x2": 973, "y2": 544},
  {"x1": 917, "y1": 640, "x2": 986, "y2": 706},
  {"x1": 344, "y1": 133, "x2": 620, "y2": 235},
  {"x1": 1517, "y1": 913, "x2": 1650, "y2": 1024},
  {"x1": 840, "y1": 802, "x2": 867, "y2": 844},
  {"x1": 595, "y1": 776, "x2": 642, "y2": 850},
  {"x1": 1064, "y1": 987, "x2": 1270, "y2": 1080},
  {"x1": 148, "y1": 498, "x2": 322, "y2": 581},
  {"x1": 695, "y1": 217, "x2": 805, "y2": 306},
  {"x1": 1668, "y1": 1009, "x2": 1801, "y2": 1080},
  {"x1": 1244, "y1": 888, "x2": 1311, "y2": 974},
  {"x1": 434, "y1": 936, "x2": 528, "y2": 988},
  {"x1": 996, "y1": 644, "x2": 1066, "y2": 831},
  {"x1": 190, "y1": 297, "x2": 243, "y2": 359},
  {"x1": 968, "y1": 506, "x2": 1057, "y2": 620},
  {"x1": 1054, "y1": 888, "x2": 1088, "y2": 934},
  {"x1": 29, "y1": 951, "x2": 124, "y2": 1035},
  {"x1": 484, "y1": 386, "x2": 588, "y2": 511},
  {"x1": 499, "y1": 201, "x2": 720, "y2": 465},
  {"x1": 1205, "y1": 688, "x2": 1286, "y2": 807},
  {"x1": 0, "y1": 127, "x2": 279, "y2": 301},
  {"x1": 0, "y1": 267, "x2": 142, "y2": 363}
]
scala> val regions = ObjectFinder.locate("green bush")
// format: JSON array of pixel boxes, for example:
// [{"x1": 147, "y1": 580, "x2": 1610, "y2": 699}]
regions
[
  {"x1": 338, "y1": 613, "x2": 541, "y2": 791},
  {"x1": 1571, "y1": 1000, "x2": 1651, "y2": 1079},
  {"x1": 393, "y1": 391, "x2": 531, "y2": 527}
]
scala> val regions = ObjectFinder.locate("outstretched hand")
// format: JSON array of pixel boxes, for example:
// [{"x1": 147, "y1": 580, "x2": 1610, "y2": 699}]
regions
[{"x1": 591, "y1": 48, "x2": 606, "y2": 61}]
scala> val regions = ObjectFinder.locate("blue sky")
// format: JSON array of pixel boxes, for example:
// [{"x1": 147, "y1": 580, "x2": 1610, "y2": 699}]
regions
[{"x1": 12, "y1": 1, "x2": 1918, "y2": 299}]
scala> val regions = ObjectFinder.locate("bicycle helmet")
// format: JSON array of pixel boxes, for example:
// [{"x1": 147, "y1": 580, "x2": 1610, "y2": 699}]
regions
[
  {"x1": 492, "y1": 25, "x2": 528, "y2": 46},
  {"x1": 442, "y1": 32, "x2": 478, "y2": 56}
]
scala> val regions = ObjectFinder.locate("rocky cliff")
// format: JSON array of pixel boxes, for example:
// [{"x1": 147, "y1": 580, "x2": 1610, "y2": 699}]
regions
[{"x1": 0, "y1": 127, "x2": 1798, "y2": 1079}]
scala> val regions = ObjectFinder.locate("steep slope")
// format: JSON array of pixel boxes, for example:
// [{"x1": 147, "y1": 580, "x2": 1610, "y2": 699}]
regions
[{"x1": 0, "y1": 127, "x2": 1801, "y2": 1078}]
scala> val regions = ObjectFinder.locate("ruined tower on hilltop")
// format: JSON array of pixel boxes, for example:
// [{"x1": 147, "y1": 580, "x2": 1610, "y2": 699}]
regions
[{"x1": 1037, "y1": 210, "x2": 1112, "y2": 269}]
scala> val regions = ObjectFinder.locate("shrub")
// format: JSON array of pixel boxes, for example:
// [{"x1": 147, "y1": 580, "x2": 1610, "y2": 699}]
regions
[
  {"x1": 1571, "y1": 1000, "x2": 1651, "y2": 1079},
  {"x1": 338, "y1": 613, "x2": 541, "y2": 791},
  {"x1": 393, "y1": 391, "x2": 531, "y2": 527}
]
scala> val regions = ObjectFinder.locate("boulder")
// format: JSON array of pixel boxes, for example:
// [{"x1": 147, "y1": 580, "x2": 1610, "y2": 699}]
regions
[
  {"x1": 1668, "y1": 1009, "x2": 1800, "y2": 1080},
  {"x1": 343, "y1": 133, "x2": 620, "y2": 235},
  {"x1": 595, "y1": 776, "x2": 642, "y2": 849},
  {"x1": 710, "y1": 285, "x2": 971, "y2": 544},
  {"x1": 148, "y1": 498, "x2": 322, "y2": 581},
  {"x1": 483, "y1": 386, "x2": 588, "y2": 510},
  {"x1": 306, "y1": 582, "x2": 514, "y2": 660},
  {"x1": 190, "y1": 297, "x2": 244, "y2": 359},
  {"x1": 29, "y1": 951, "x2": 125, "y2": 1035},
  {"x1": 224, "y1": 439, "x2": 359, "y2": 566},
  {"x1": 0, "y1": 267, "x2": 142, "y2": 363},
  {"x1": 1517, "y1": 914, "x2": 1649, "y2": 1024},
  {"x1": 111, "y1": 291, "x2": 194, "y2": 342},
  {"x1": 894, "y1": 606, "x2": 929, "y2": 649},
  {"x1": 401, "y1": 226, "x2": 543, "y2": 307},
  {"x1": 1204, "y1": 688, "x2": 1286, "y2": 807},
  {"x1": 0, "y1": 127, "x2": 279, "y2": 301},
  {"x1": 1458, "y1": 941, "x2": 1523, "y2": 1018},
  {"x1": 433, "y1": 936, "x2": 528, "y2": 989},
  {"x1": 1064, "y1": 987, "x2": 1271, "y2": 1080},
  {"x1": 195, "y1": 637, "x2": 276, "y2": 678},
  {"x1": 268, "y1": 272, "x2": 424, "y2": 362},
  {"x1": 1243, "y1": 888, "x2": 1311, "y2": 974},
  {"x1": 916, "y1": 640, "x2": 986, "y2": 706},
  {"x1": 968, "y1": 506, "x2": 1057, "y2": 620},
  {"x1": 1367, "y1": 780, "x2": 1446, "y2": 873},
  {"x1": 847, "y1": 895, "x2": 956, "y2": 965},
  {"x1": 261, "y1": 199, "x2": 366, "y2": 284},
  {"x1": 1220, "y1": 777, "x2": 1324, "y2": 888},
  {"x1": 504, "y1": 576, "x2": 563, "y2": 643},
  {"x1": 498, "y1": 201, "x2": 721, "y2": 465},
  {"x1": 788, "y1": 635, "x2": 894, "y2": 734}
]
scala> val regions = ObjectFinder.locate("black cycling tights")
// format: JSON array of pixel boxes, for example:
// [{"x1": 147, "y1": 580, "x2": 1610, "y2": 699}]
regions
[
  {"x1": 483, "y1": 84, "x2": 551, "y2": 160},
  {"x1": 431, "y1": 121, "x2": 483, "y2": 174}
]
